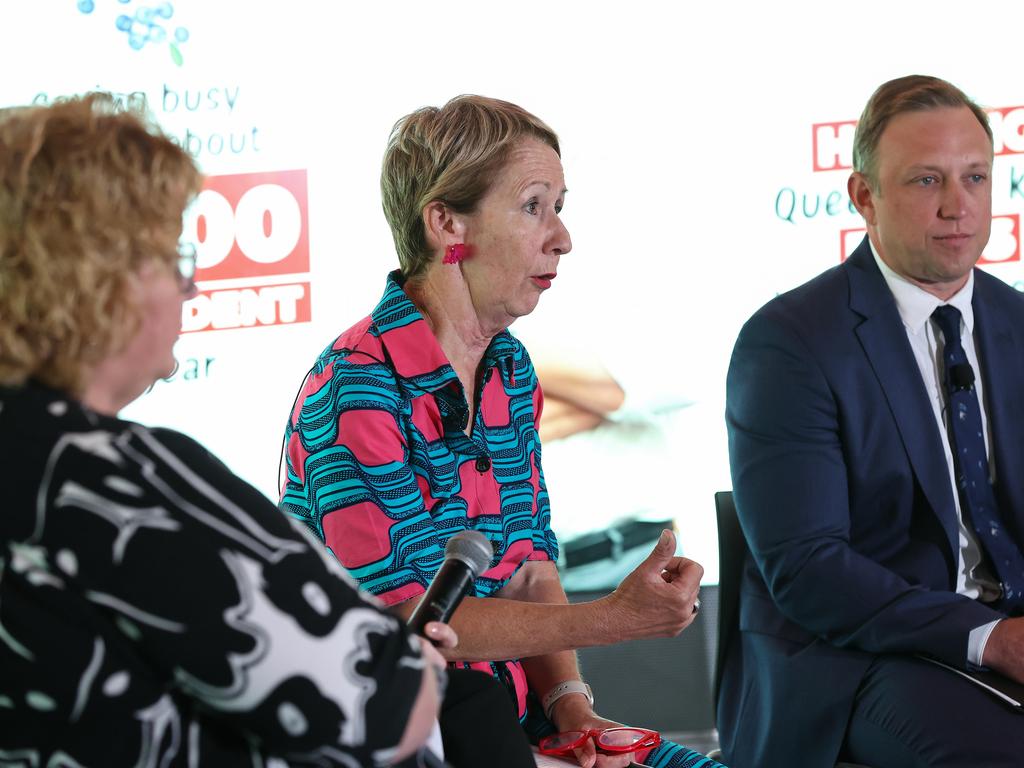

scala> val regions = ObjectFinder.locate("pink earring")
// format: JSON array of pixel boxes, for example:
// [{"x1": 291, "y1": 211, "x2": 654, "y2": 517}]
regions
[{"x1": 443, "y1": 243, "x2": 473, "y2": 264}]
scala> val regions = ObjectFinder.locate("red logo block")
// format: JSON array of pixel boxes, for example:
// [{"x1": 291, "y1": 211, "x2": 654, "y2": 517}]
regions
[
  {"x1": 812, "y1": 121, "x2": 857, "y2": 172},
  {"x1": 988, "y1": 107, "x2": 1024, "y2": 157},
  {"x1": 982, "y1": 214, "x2": 1021, "y2": 264},
  {"x1": 839, "y1": 227, "x2": 866, "y2": 261},
  {"x1": 185, "y1": 169, "x2": 310, "y2": 281},
  {"x1": 181, "y1": 282, "x2": 312, "y2": 334},
  {"x1": 180, "y1": 169, "x2": 313, "y2": 333},
  {"x1": 814, "y1": 106, "x2": 1024, "y2": 172}
]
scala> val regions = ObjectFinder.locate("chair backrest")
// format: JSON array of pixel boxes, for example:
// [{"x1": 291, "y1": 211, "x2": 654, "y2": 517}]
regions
[
  {"x1": 712, "y1": 492, "x2": 877, "y2": 768},
  {"x1": 713, "y1": 490, "x2": 745, "y2": 713}
]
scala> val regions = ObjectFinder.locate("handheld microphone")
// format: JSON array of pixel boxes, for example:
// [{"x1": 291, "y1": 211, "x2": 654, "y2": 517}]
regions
[
  {"x1": 951, "y1": 363, "x2": 975, "y2": 392},
  {"x1": 408, "y1": 530, "x2": 493, "y2": 637}
]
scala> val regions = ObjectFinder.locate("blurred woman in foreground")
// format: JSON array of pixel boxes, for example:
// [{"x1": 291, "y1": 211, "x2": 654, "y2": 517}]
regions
[
  {"x1": 0, "y1": 93, "x2": 450, "y2": 767},
  {"x1": 281, "y1": 95, "x2": 724, "y2": 768}
]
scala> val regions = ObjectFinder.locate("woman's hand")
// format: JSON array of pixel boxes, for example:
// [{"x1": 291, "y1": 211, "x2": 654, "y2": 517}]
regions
[
  {"x1": 605, "y1": 529, "x2": 702, "y2": 642},
  {"x1": 422, "y1": 620, "x2": 458, "y2": 650},
  {"x1": 396, "y1": 622, "x2": 457, "y2": 760},
  {"x1": 418, "y1": 621, "x2": 458, "y2": 671},
  {"x1": 549, "y1": 695, "x2": 634, "y2": 768}
]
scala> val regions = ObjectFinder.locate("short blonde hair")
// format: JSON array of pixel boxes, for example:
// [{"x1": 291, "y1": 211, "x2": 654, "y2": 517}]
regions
[
  {"x1": 853, "y1": 75, "x2": 992, "y2": 187},
  {"x1": 0, "y1": 92, "x2": 201, "y2": 395},
  {"x1": 380, "y1": 95, "x2": 559, "y2": 279}
]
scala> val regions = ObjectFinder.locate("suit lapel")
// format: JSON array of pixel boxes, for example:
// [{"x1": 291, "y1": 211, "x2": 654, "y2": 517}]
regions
[
  {"x1": 973, "y1": 275, "x2": 1024, "y2": 536},
  {"x1": 845, "y1": 239, "x2": 960, "y2": 556}
]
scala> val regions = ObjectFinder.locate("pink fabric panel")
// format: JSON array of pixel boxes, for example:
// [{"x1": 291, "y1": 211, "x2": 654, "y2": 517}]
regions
[
  {"x1": 480, "y1": 374, "x2": 512, "y2": 426},
  {"x1": 285, "y1": 430, "x2": 307, "y2": 486},
  {"x1": 323, "y1": 502, "x2": 396, "y2": 568},
  {"x1": 373, "y1": 581, "x2": 424, "y2": 608},
  {"x1": 410, "y1": 396, "x2": 444, "y2": 440},
  {"x1": 336, "y1": 409, "x2": 406, "y2": 464},
  {"x1": 485, "y1": 539, "x2": 535, "y2": 581},
  {"x1": 331, "y1": 315, "x2": 373, "y2": 352},
  {"x1": 384, "y1": 321, "x2": 450, "y2": 379},
  {"x1": 459, "y1": 461, "x2": 501, "y2": 521}
]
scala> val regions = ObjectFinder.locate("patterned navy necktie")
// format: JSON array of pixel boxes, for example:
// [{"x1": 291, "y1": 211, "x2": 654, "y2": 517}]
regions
[{"x1": 932, "y1": 304, "x2": 1024, "y2": 612}]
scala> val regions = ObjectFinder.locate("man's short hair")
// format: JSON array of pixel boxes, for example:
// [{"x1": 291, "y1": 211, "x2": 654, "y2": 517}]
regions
[
  {"x1": 852, "y1": 75, "x2": 993, "y2": 186},
  {"x1": 0, "y1": 93, "x2": 201, "y2": 395},
  {"x1": 380, "y1": 95, "x2": 559, "y2": 280}
]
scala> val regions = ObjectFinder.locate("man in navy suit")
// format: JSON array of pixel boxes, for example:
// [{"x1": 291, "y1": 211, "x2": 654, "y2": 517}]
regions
[{"x1": 723, "y1": 75, "x2": 1024, "y2": 767}]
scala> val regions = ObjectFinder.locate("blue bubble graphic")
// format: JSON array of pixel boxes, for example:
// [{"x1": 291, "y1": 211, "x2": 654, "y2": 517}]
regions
[
  {"x1": 77, "y1": 0, "x2": 95, "y2": 13},
  {"x1": 103, "y1": 0, "x2": 188, "y2": 58}
]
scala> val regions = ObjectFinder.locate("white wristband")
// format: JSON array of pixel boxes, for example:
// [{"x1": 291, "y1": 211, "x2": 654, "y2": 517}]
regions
[{"x1": 542, "y1": 680, "x2": 594, "y2": 720}]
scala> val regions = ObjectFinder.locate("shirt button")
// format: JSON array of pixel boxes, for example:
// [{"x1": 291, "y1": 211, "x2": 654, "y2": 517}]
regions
[{"x1": 475, "y1": 456, "x2": 491, "y2": 472}]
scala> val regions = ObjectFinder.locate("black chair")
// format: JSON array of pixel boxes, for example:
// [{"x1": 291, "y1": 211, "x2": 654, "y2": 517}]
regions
[
  {"x1": 712, "y1": 490, "x2": 743, "y2": 714},
  {"x1": 708, "y1": 491, "x2": 870, "y2": 768}
]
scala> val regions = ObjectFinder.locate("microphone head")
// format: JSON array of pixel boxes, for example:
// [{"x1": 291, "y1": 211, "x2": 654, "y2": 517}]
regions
[{"x1": 444, "y1": 530, "x2": 493, "y2": 577}]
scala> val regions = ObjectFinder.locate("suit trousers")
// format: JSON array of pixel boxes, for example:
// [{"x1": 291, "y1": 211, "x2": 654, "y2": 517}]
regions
[{"x1": 840, "y1": 655, "x2": 1024, "y2": 767}]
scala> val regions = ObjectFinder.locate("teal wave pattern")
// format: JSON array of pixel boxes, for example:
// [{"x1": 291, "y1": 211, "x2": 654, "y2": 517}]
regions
[{"x1": 280, "y1": 272, "x2": 558, "y2": 605}]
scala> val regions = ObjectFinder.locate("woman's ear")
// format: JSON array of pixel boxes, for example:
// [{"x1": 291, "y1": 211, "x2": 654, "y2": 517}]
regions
[{"x1": 422, "y1": 201, "x2": 468, "y2": 251}]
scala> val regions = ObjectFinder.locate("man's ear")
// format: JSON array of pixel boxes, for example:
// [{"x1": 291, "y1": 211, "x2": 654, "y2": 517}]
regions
[
  {"x1": 422, "y1": 201, "x2": 468, "y2": 251},
  {"x1": 848, "y1": 172, "x2": 878, "y2": 227}
]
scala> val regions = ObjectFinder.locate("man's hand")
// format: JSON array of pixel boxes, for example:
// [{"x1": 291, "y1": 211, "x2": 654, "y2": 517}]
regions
[
  {"x1": 549, "y1": 695, "x2": 633, "y2": 768},
  {"x1": 982, "y1": 617, "x2": 1024, "y2": 683},
  {"x1": 604, "y1": 530, "x2": 702, "y2": 642}
]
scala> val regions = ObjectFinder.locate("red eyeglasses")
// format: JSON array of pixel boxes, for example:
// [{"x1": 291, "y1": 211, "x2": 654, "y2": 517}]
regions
[{"x1": 538, "y1": 727, "x2": 661, "y2": 757}]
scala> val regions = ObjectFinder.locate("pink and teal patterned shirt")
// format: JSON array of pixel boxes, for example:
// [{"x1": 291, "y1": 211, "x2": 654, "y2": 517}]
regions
[{"x1": 281, "y1": 272, "x2": 558, "y2": 718}]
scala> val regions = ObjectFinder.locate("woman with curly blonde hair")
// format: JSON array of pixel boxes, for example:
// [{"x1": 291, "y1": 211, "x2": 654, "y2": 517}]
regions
[
  {"x1": 0, "y1": 93, "x2": 453, "y2": 767},
  {"x1": 0, "y1": 95, "x2": 198, "y2": 397}
]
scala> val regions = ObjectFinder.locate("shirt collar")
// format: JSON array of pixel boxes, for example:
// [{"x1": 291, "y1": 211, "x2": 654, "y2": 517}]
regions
[
  {"x1": 371, "y1": 271, "x2": 519, "y2": 393},
  {"x1": 869, "y1": 239, "x2": 975, "y2": 335}
]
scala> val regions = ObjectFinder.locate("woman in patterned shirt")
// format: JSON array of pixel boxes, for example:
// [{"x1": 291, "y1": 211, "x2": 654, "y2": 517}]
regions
[
  {"x1": 0, "y1": 93, "x2": 453, "y2": 767},
  {"x1": 281, "y1": 96, "x2": 724, "y2": 768}
]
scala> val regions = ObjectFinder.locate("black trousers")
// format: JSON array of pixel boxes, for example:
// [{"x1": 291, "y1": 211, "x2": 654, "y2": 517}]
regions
[
  {"x1": 841, "y1": 655, "x2": 1024, "y2": 767},
  {"x1": 395, "y1": 669, "x2": 535, "y2": 768}
]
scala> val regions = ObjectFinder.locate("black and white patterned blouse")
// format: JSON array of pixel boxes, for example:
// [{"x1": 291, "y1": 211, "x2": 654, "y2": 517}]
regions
[{"x1": 0, "y1": 382, "x2": 425, "y2": 767}]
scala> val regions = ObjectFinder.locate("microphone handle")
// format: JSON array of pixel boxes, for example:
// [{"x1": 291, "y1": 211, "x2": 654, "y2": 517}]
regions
[{"x1": 407, "y1": 560, "x2": 476, "y2": 637}]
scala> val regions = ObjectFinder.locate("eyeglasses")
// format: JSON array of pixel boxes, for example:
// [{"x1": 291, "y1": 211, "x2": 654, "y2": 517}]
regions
[
  {"x1": 176, "y1": 242, "x2": 197, "y2": 293},
  {"x1": 538, "y1": 727, "x2": 661, "y2": 757}
]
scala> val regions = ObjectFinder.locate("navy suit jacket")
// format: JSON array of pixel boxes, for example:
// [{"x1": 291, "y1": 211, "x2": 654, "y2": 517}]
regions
[{"x1": 721, "y1": 238, "x2": 1024, "y2": 767}]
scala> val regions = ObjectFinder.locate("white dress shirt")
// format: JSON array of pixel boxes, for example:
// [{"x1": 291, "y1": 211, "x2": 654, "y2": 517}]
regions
[{"x1": 870, "y1": 243, "x2": 1001, "y2": 666}]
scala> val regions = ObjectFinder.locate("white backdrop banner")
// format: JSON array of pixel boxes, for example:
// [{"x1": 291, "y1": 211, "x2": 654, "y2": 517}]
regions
[{"x1": 6, "y1": 0, "x2": 1024, "y2": 584}]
